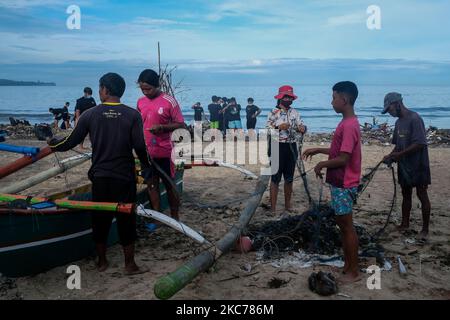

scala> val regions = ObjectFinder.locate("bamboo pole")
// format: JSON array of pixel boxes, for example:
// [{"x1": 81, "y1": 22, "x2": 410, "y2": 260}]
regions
[
  {"x1": 0, "y1": 153, "x2": 91, "y2": 194},
  {"x1": 153, "y1": 174, "x2": 270, "y2": 300},
  {"x1": 0, "y1": 193, "x2": 133, "y2": 214}
]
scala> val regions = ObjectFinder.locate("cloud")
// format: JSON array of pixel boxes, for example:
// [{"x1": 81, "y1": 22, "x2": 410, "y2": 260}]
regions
[
  {"x1": 327, "y1": 12, "x2": 365, "y2": 27},
  {"x1": 0, "y1": 0, "x2": 61, "y2": 9},
  {"x1": 132, "y1": 17, "x2": 197, "y2": 27},
  {"x1": 10, "y1": 45, "x2": 48, "y2": 52}
]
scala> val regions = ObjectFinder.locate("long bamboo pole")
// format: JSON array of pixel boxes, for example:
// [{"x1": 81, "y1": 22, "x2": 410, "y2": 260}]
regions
[
  {"x1": 153, "y1": 174, "x2": 270, "y2": 300},
  {"x1": 0, "y1": 153, "x2": 91, "y2": 194},
  {"x1": 0, "y1": 193, "x2": 133, "y2": 213}
]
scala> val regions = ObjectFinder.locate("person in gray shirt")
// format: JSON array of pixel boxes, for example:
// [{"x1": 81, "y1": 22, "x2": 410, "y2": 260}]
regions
[{"x1": 382, "y1": 92, "x2": 431, "y2": 241}]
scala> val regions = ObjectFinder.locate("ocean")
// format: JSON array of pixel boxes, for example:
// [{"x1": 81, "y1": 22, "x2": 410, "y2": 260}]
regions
[{"x1": 1, "y1": 85, "x2": 449, "y2": 132}]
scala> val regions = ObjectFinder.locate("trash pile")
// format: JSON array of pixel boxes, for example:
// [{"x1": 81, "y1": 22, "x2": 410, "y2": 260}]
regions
[
  {"x1": 426, "y1": 127, "x2": 450, "y2": 147},
  {"x1": 249, "y1": 205, "x2": 383, "y2": 260},
  {"x1": 0, "y1": 123, "x2": 56, "y2": 141}
]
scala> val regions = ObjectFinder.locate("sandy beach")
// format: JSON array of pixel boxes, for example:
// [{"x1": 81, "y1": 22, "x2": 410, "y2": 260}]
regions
[{"x1": 0, "y1": 136, "x2": 449, "y2": 300}]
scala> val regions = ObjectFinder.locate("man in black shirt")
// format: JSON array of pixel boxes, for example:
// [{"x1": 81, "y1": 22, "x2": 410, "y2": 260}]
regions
[
  {"x1": 49, "y1": 102, "x2": 70, "y2": 130},
  {"x1": 192, "y1": 102, "x2": 204, "y2": 130},
  {"x1": 382, "y1": 92, "x2": 431, "y2": 241},
  {"x1": 246, "y1": 97, "x2": 261, "y2": 138},
  {"x1": 49, "y1": 73, "x2": 151, "y2": 275},
  {"x1": 208, "y1": 95, "x2": 221, "y2": 130},
  {"x1": 75, "y1": 87, "x2": 96, "y2": 149}
]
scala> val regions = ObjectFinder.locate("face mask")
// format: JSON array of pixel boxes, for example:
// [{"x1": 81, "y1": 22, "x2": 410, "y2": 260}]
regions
[{"x1": 280, "y1": 100, "x2": 293, "y2": 108}]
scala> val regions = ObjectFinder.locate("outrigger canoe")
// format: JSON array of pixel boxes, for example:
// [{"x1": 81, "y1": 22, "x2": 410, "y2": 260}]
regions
[{"x1": 0, "y1": 169, "x2": 184, "y2": 278}]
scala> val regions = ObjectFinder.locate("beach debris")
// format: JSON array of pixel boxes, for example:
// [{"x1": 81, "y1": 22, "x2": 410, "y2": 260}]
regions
[
  {"x1": 426, "y1": 127, "x2": 450, "y2": 146},
  {"x1": 260, "y1": 250, "x2": 343, "y2": 269},
  {"x1": 404, "y1": 238, "x2": 416, "y2": 245},
  {"x1": 337, "y1": 292, "x2": 352, "y2": 299},
  {"x1": 302, "y1": 125, "x2": 450, "y2": 147},
  {"x1": 308, "y1": 271, "x2": 338, "y2": 296},
  {"x1": 382, "y1": 259, "x2": 392, "y2": 272},
  {"x1": 397, "y1": 256, "x2": 407, "y2": 276},
  {"x1": 267, "y1": 277, "x2": 290, "y2": 289},
  {"x1": 240, "y1": 263, "x2": 252, "y2": 273},
  {"x1": 234, "y1": 236, "x2": 253, "y2": 253}
]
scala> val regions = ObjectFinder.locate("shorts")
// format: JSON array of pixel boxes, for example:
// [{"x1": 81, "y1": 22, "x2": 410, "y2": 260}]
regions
[
  {"x1": 91, "y1": 178, "x2": 137, "y2": 246},
  {"x1": 247, "y1": 118, "x2": 257, "y2": 130},
  {"x1": 271, "y1": 142, "x2": 297, "y2": 185},
  {"x1": 150, "y1": 157, "x2": 174, "y2": 179},
  {"x1": 330, "y1": 186, "x2": 358, "y2": 216},
  {"x1": 228, "y1": 120, "x2": 242, "y2": 129},
  {"x1": 398, "y1": 161, "x2": 431, "y2": 187},
  {"x1": 210, "y1": 121, "x2": 219, "y2": 129}
]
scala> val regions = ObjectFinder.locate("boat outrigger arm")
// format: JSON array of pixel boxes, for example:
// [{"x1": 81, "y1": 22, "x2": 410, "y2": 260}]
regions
[
  {"x1": 136, "y1": 207, "x2": 209, "y2": 245},
  {"x1": 0, "y1": 146, "x2": 53, "y2": 179},
  {"x1": 0, "y1": 193, "x2": 133, "y2": 213},
  {"x1": 0, "y1": 193, "x2": 208, "y2": 245},
  {"x1": 0, "y1": 152, "x2": 92, "y2": 194}
]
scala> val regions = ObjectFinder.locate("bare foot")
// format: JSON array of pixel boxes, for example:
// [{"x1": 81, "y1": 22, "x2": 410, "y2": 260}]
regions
[
  {"x1": 124, "y1": 264, "x2": 149, "y2": 276},
  {"x1": 397, "y1": 224, "x2": 409, "y2": 232},
  {"x1": 418, "y1": 230, "x2": 429, "y2": 243},
  {"x1": 338, "y1": 272, "x2": 362, "y2": 285},
  {"x1": 285, "y1": 207, "x2": 297, "y2": 214}
]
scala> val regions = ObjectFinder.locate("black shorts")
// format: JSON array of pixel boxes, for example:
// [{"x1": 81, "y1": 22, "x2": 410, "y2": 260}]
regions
[
  {"x1": 246, "y1": 118, "x2": 257, "y2": 129},
  {"x1": 150, "y1": 157, "x2": 172, "y2": 179},
  {"x1": 398, "y1": 162, "x2": 431, "y2": 187},
  {"x1": 271, "y1": 142, "x2": 298, "y2": 185},
  {"x1": 91, "y1": 178, "x2": 137, "y2": 246}
]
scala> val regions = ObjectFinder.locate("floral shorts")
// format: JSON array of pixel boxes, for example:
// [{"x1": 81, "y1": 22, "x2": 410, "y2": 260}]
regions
[{"x1": 330, "y1": 186, "x2": 358, "y2": 216}]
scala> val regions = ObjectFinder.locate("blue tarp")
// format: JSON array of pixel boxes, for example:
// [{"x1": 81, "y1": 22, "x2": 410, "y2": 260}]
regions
[{"x1": 0, "y1": 143, "x2": 40, "y2": 156}]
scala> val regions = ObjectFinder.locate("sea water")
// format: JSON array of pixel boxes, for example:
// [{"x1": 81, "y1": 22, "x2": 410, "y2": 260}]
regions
[{"x1": 1, "y1": 85, "x2": 449, "y2": 132}]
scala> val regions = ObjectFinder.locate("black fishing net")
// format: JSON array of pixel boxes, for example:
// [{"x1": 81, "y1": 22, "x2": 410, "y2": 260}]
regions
[{"x1": 249, "y1": 205, "x2": 383, "y2": 259}]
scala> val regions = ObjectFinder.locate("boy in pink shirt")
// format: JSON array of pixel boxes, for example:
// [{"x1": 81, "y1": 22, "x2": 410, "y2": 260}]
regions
[
  {"x1": 303, "y1": 81, "x2": 362, "y2": 284},
  {"x1": 137, "y1": 69, "x2": 185, "y2": 220}
]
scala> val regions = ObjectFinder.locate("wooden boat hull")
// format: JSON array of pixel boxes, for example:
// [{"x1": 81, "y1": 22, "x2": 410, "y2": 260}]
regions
[{"x1": 0, "y1": 170, "x2": 183, "y2": 277}]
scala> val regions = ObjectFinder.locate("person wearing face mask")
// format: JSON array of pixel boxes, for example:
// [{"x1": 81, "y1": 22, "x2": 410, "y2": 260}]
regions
[
  {"x1": 266, "y1": 85, "x2": 306, "y2": 215},
  {"x1": 382, "y1": 92, "x2": 431, "y2": 242}
]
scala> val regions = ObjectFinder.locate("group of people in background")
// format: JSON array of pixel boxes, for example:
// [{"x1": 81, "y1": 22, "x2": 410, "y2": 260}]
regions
[{"x1": 192, "y1": 95, "x2": 261, "y2": 136}]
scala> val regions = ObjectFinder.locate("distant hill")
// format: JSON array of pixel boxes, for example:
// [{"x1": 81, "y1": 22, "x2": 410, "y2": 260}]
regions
[{"x1": 0, "y1": 79, "x2": 56, "y2": 86}]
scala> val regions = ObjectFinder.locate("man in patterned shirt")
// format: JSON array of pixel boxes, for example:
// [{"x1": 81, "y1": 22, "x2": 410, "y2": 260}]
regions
[{"x1": 267, "y1": 85, "x2": 306, "y2": 215}]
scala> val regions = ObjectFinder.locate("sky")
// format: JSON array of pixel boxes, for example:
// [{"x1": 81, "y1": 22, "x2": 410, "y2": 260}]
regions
[{"x1": 0, "y1": 0, "x2": 450, "y2": 86}]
